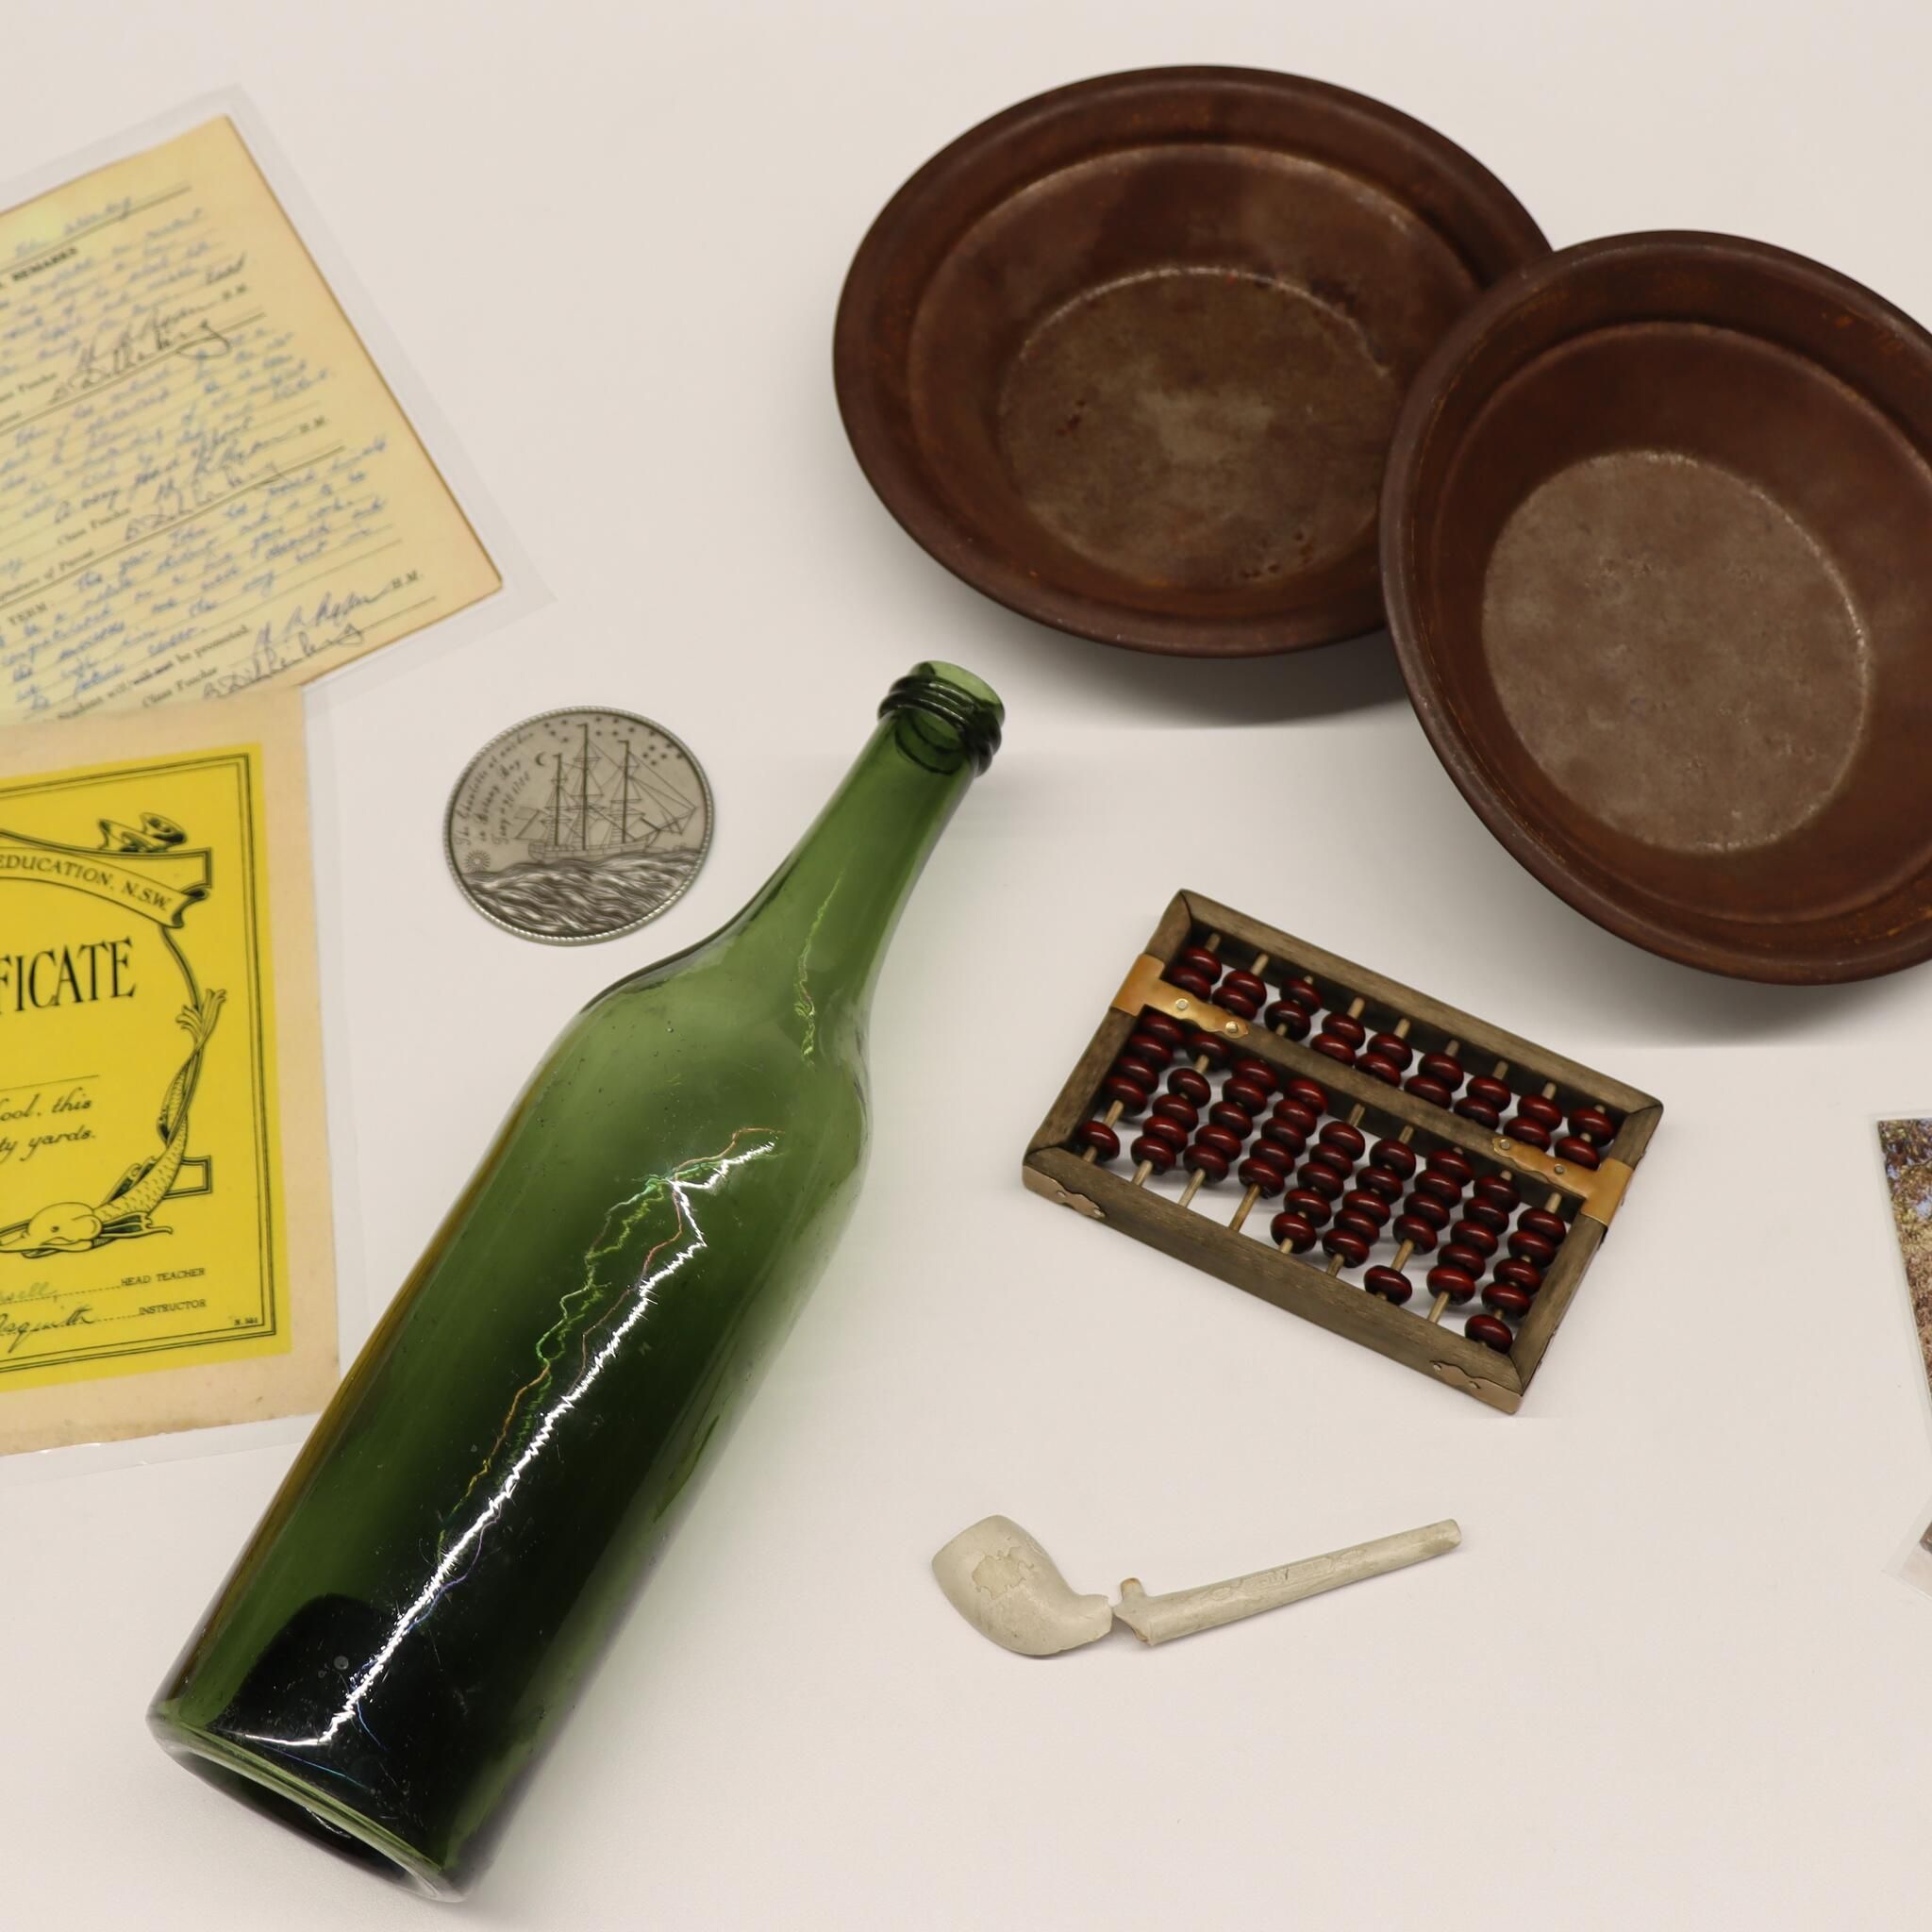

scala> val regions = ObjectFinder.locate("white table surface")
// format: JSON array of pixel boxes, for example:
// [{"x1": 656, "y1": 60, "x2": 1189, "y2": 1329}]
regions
[{"x1": 7, "y1": 2, "x2": 1932, "y2": 1925}]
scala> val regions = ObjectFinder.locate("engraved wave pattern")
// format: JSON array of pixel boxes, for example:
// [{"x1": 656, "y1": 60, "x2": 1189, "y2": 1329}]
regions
[{"x1": 460, "y1": 848, "x2": 701, "y2": 936}]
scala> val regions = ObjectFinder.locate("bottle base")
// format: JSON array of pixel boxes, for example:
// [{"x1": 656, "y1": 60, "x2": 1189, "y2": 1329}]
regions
[{"x1": 147, "y1": 1707, "x2": 462, "y2": 1902}]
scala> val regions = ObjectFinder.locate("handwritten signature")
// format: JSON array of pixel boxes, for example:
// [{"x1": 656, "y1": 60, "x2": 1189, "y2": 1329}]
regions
[
  {"x1": 202, "y1": 618, "x2": 363, "y2": 698},
  {"x1": 0, "y1": 1303, "x2": 92, "y2": 1355},
  {"x1": 53, "y1": 306, "x2": 231, "y2": 404}
]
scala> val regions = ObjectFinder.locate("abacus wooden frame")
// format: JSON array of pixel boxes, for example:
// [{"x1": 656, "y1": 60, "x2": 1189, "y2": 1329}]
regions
[{"x1": 1022, "y1": 891, "x2": 1662, "y2": 1412}]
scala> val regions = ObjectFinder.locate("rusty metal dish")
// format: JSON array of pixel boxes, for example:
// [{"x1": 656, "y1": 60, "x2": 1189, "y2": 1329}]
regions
[
  {"x1": 1382, "y1": 232, "x2": 1932, "y2": 984},
  {"x1": 835, "y1": 68, "x2": 1547, "y2": 657}
]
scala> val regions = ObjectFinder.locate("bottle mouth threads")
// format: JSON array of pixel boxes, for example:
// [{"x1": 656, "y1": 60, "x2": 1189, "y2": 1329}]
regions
[{"x1": 879, "y1": 661, "x2": 1005, "y2": 774}]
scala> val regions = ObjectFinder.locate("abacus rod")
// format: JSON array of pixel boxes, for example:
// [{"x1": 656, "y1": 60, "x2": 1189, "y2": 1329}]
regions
[
  {"x1": 1178, "y1": 1169, "x2": 1207, "y2": 1210},
  {"x1": 1229, "y1": 1184, "x2": 1261, "y2": 1234},
  {"x1": 1426, "y1": 1291, "x2": 1450, "y2": 1324},
  {"x1": 1080, "y1": 1094, "x2": 1129, "y2": 1163}
]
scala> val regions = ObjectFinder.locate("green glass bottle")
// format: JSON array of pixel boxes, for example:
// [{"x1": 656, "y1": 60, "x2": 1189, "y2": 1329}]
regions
[{"x1": 147, "y1": 663, "x2": 1003, "y2": 1899}]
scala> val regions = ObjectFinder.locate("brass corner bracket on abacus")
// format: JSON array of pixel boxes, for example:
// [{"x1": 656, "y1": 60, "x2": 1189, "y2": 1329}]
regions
[{"x1": 1023, "y1": 891, "x2": 1662, "y2": 1413}]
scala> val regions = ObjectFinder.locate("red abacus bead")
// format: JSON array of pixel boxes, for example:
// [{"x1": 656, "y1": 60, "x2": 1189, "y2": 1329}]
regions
[
  {"x1": 1449, "y1": 1222, "x2": 1499, "y2": 1259},
  {"x1": 1465, "y1": 1075, "x2": 1511, "y2": 1110},
  {"x1": 1454, "y1": 1096, "x2": 1502, "y2": 1128},
  {"x1": 1507, "y1": 1229, "x2": 1557, "y2": 1267},
  {"x1": 1406, "y1": 1077, "x2": 1453, "y2": 1108},
  {"x1": 1233, "y1": 1057, "x2": 1277, "y2": 1093},
  {"x1": 1334, "y1": 1209, "x2": 1383, "y2": 1246},
  {"x1": 1364, "y1": 1266, "x2": 1412, "y2": 1305},
  {"x1": 1210, "y1": 1100, "x2": 1257, "y2": 1134},
  {"x1": 1414, "y1": 1173, "x2": 1463, "y2": 1207},
  {"x1": 1462, "y1": 1200, "x2": 1510, "y2": 1236},
  {"x1": 1141, "y1": 1117, "x2": 1190, "y2": 1153},
  {"x1": 1152, "y1": 1095, "x2": 1198, "y2": 1129},
  {"x1": 1194, "y1": 1124, "x2": 1245, "y2": 1161},
  {"x1": 1474, "y1": 1175, "x2": 1518, "y2": 1210},
  {"x1": 1272, "y1": 1100, "x2": 1320, "y2": 1139},
  {"x1": 1313, "y1": 1035, "x2": 1358, "y2": 1067},
  {"x1": 1169, "y1": 968, "x2": 1214, "y2": 1000},
  {"x1": 1441, "y1": 1242, "x2": 1488, "y2": 1275},
  {"x1": 1426, "y1": 1264, "x2": 1477, "y2": 1304},
  {"x1": 1176, "y1": 946, "x2": 1222, "y2": 981},
  {"x1": 1520, "y1": 1208, "x2": 1567, "y2": 1245},
  {"x1": 1323, "y1": 1013, "x2": 1367, "y2": 1049},
  {"x1": 1077, "y1": 1120, "x2": 1121, "y2": 1161},
  {"x1": 1261, "y1": 1123, "x2": 1307, "y2": 1160},
  {"x1": 1216, "y1": 971, "x2": 1266, "y2": 1018},
  {"x1": 1483, "y1": 1281, "x2": 1534, "y2": 1318},
  {"x1": 1190, "y1": 1034, "x2": 1233, "y2": 1072},
  {"x1": 1102, "y1": 1074, "x2": 1152, "y2": 1114},
  {"x1": 1168, "y1": 1067, "x2": 1212, "y2": 1106},
  {"x1": 1138, "y1": 1013, "x2": 1187, "y2": 1053},
  {"x1": 1466, "y1": 1313, "x2": 1514, "y2": 1352},
  {"x1": 1297, "y1": 1164, "x2": 1344, "y2": 1202},
  {"x1": 1358, "y1": 1055, "x2": 1404, "y2": 1086},
  {"x1": 1341, "y1": 1190, "x2": 1391, "y2": 1229},
  {"x1": 1125, "y1": 1030, "x2": 1176, "y2": 1066},
  {"x1": 1515, "y1": 1095, "x2": 1562, "y2": 1130},
  {"x1": 1319, "y1": 1121, "x2": 1367, "y2": 1161},
  {"x1": 1426, "y1": 1148, "x2": 1475, "y2": 1185},
  {"x1": 1238, "y1": 1153, "x2": 1290, "y2": 1194},
  {"x1": 1272, "y1": 1211, "x2": 1318, "y2": 1252},
  {"x1": 1281, "y1": 977, "x2": 1322, "y2": 1013},
  {"x1": 1371, "y1": 1139, "x2": 1419, "y2": 1178},
  {"x1": 1356, "y1": 1168, "x2": 1403, "y2": 1204},
  {"x1": 1507, "y1": 1119, "x2": 1553, "y2": 1150},
  {"x1": 1417, "y1": 1051, "x2": 1465, "y2": 1089},
  {"x1": 1112, "y1": 1051, "x2": 1162, "y2": 1090},
  {"x1": 1223, "y1": 1076, "x2": 1271, "y2": 1114},
  {"x1": 1392, "y1": 1215, "x2": 1441, "y2": 1252},
  {"x1": 1571, "y1": 1105, "x2": 1616, "y2": 1145},
  {"x1": 1323, "y1": 1227, "x2": 1372, "y2": 1266},
  {"x1": 1554, "y1": 1136, "x2": 1600, "y2": 1169},
  {"x1": 1304, "y1": 1149, "x2": 1354, "y2": 1187},
  {"x1": 1284, "y1": 1183, "x2": 1332, "y2": 1219},
  {"x1": 1369, "y1": 1032, "x2": 1414, "y2": 1070},
  {"x1": 1187, "y1": 1145, "x2": 1231, "y2": 1182},
  {"x1": 1285, "y1": 1077, "x2": 1329, "y2": 1113},
  {"x1": 1265, "y1": 1002, "x2": 1312, "y2": 1039},
  {"x1": 1402, "y1": 1193, "x2": 1451, "y2": 1231},
  {"x1": 1131, "y1": 1135, "x2": 1176, "y2": 1173},
  {"x1": 1494, "y1": 1257, "x2": 1542, "y2": 1294}
]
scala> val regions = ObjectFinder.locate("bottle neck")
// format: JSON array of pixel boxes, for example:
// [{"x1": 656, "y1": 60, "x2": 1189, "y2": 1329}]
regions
[{"x1": 725, "y1": 712, "x2": 977, "y2": 1028}]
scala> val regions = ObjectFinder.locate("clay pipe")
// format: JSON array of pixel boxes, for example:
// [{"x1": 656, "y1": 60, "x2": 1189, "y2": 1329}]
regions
[{"x1": 932, "y1": 1515, "x2": 1460, "y2": 1657}]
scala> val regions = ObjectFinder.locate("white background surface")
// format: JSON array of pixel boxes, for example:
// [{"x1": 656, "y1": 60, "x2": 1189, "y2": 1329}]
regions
[{"x1": 5, "y1": 3, "x2": 1932, "y2": 1926}]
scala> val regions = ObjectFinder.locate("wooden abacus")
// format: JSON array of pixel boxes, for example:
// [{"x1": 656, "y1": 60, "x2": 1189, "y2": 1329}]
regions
[{"x1": 1023, "y1": 891, "x2": 1661, "y2": 1412}]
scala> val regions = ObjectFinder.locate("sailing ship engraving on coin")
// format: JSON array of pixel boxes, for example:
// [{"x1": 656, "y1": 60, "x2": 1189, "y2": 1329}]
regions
[{"x1": 445, "y1": 708, "x2": 713, "y2": 942}]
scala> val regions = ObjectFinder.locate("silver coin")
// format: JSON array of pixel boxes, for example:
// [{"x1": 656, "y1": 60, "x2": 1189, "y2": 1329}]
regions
[{"x1": 444, "y1": 707, "x2": 713, "y2": 943}]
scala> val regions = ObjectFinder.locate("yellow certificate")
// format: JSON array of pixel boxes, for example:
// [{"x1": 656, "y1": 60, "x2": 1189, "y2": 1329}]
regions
[
  {"x1": 0, "y1": 689, "x2": 333, "y2": 1453},
  {"x1": 0, "y1": 114, "x2": 499, "y2": 722}
]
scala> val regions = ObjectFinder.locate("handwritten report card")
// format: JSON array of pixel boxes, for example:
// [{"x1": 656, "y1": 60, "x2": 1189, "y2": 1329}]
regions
[
  {"x1": 0, "y1": 114, "x2": 499, "y2": 722},
  {"x1": 0, "y1": 689, "x2": 336, "y2": 1455}
]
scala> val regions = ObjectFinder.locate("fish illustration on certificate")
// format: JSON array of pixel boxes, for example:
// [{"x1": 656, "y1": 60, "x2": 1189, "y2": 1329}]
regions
[
  {"x1": 0, "y1": 691, "x2": 334, "y2": 1454},
  {"x1": 0, "y1": 112, "x2": 501, "y2": 722}
]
